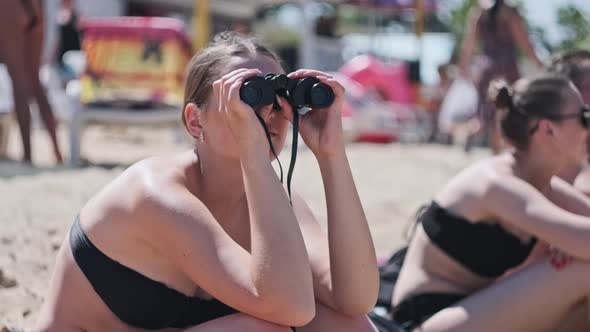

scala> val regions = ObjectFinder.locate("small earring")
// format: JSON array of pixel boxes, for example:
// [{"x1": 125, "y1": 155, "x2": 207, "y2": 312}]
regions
[{"x1": 199, "y1": 131, "x2": 204, "y2": 143}]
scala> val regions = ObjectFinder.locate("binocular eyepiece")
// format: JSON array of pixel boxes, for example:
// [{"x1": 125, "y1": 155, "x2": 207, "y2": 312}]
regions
[{"x1": 239, "y1": 73, "x2": 335, "y2": 110}]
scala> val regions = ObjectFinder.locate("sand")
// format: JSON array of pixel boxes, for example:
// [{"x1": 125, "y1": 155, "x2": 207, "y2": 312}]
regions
[{"x1": 0, "y1": 124, "x2": 488, "y2": 330}]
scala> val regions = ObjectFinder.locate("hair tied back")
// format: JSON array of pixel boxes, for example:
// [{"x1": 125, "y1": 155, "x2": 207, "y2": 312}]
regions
[{"x1": 489, "y1": 79, "x2": 515, "y2": 112}]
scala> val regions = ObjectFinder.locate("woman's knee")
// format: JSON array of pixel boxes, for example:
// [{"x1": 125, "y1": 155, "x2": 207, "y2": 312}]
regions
[
  {"x1": 183, "y1": 313, "x2": 292, "y2": 332},
  {"x1": 234, "y1": 315, "x2": 292, "y2": 332},
  {"x1": 301, "y1": 302, "x2": 375, "y2": 332}
]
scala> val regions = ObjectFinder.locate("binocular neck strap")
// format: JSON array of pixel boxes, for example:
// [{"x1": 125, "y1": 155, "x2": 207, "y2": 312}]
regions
[
  {"x1": 253, "y1": 112, "x2": 284, "y2": 184},
  {"x1": 253, "y1": 100, "x2": 300, "y2": 205},
  {"x1": 286, "y1": 105, "x2": 299, "y2": 204}
]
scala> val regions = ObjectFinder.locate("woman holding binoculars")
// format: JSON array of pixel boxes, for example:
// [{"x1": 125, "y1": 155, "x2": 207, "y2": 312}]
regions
[{"x1": 36, "y1": 32, "x2": 379, "y2": 332}]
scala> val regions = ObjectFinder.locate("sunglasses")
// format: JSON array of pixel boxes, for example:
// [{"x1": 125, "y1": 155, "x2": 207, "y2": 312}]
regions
[{"x1": 546, "y1": 104, "x2": 590, "y2": 128}]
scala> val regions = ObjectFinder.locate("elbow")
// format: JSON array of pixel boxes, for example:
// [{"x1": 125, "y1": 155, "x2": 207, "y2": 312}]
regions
[
  {"x1": 266, "y1": 300, "x2": 316, "y2": 327},
  {"x1": 257, "y1": 286, "x2": 316, "y2": 326},
  {"x1": 285, "y1": 290, "x2": 316, "y2": 326},
  {"x1": 333, "y1": 278, "x2": 379, "y2": 316},
  {"x1": 334, "y1": 300, "x2": 375, "y2": 317},
  {"x1": 285, "y1": 305, "x2": 316, "y2": 327}
]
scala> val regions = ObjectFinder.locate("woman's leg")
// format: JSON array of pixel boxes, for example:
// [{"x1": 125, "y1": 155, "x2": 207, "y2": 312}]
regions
[
  {"x1": 182, "y1": 313, "x2": 292, "y2": 332},
  {"x1": 298, "y1": 302, "x2": 377, "y2": 332},
  {"x1": 25, "y1": 0, "x2": 63, "y2": 163},
  {"x1": 557, "y1": 300, "x2": 590, "y2": 332},
  {"x1": 0, "y1": 1, "x2": 33, "y2": 162},
  {"x1": 419, "y1": 258, "x2": 590, "y2": 332}
]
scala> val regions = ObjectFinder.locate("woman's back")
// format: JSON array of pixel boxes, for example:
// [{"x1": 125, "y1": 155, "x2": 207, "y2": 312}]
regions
[
  {"x1": 476, "y1": 5, "x2": 520, "y2": 83},
  {"x1": 393, "y1": 157, "x2": 509, "y2": 305}
]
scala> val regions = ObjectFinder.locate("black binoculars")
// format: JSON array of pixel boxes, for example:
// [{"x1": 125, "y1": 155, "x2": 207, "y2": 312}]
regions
[{"x1": 239, "y1": 73, "x2": 335, "y2": 110}]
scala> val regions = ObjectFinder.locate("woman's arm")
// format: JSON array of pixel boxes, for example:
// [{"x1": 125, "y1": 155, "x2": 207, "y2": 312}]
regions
[
  {"x1": 284, "y1": 69, "x2": 379, "y2": 316},
  {"x1": 143, "y1": 177, "x2": 314, "y2": 327},
  {"x1": 458, "y1": 9, "x2": 480, "y2": 77},
  {"x1": 509, "y1": 9, "x2": 544, "y2": 68},
  {"x1": 487, "y1": 175, "x2": 590, "y2": 260},
  {"x1": 317, "y1": 151, "x2": 379, "y2": 315},
  {"x1": 549, "y1": 176, "x2": 590, "y2": 216}
]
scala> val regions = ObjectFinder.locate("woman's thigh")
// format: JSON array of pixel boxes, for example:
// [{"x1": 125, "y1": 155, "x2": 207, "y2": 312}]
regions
[
  {"x1": 24, "y1": 0, "x2": 44, "y2": 78},
  {"x1": 0, "y1": 1, "x2": 32, "y2": 97},
  {"x1": 182, "y1": 313, "x2": 292, "y2": 332},
  {"x1": 419, "y1": 258, "x2": 590, "y2": 332}
]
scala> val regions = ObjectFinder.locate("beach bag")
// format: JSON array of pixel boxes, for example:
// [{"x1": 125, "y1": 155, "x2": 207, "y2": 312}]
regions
[
  {"x1": 438, "y1": 78, "x2": 479, "y2": 134},
  {"x1": 369, "y1": 246, "x2": 409, "y2": 332},
  {"x1": 377, "y1": 246, "x2": 408, "y2": 311}
]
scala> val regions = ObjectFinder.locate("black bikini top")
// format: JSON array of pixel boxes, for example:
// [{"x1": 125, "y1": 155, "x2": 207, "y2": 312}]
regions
[
  {"x1": 421, "y1": 202, "x2": 537, "y2": 278},
  {"x1": 69, "y1": 216, "x2": 237, "y2": 329}
]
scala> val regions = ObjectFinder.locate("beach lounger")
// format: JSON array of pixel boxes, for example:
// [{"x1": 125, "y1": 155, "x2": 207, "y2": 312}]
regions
[{"x1": 65, "y1": 17, "x2": 192, "y2": 166}]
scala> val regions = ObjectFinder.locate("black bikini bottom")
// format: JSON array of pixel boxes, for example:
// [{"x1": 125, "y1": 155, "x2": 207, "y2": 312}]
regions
[{"x1": 369, "y1": 293, "x2": 464, "y2": 332}]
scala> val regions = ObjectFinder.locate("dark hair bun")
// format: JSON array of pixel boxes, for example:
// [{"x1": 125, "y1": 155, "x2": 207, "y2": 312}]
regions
[{"x1": 488, "y1": 79, "x2": 513, "y2": 110}]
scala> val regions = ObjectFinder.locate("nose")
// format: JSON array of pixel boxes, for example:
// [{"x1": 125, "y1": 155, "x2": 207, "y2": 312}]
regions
[{"x1": 256, "y1": 104, "x2": 277, "y2": 123}]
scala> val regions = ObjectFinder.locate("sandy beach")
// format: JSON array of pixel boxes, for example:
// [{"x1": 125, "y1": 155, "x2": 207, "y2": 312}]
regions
[{"x1": 0, "y1": 124, "x2": 488, "y2": 330}]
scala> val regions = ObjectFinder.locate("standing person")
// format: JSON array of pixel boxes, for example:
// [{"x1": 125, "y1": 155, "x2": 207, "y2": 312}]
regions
[
  {"x1": 378, "y1": 74, "x2": 590, "y2": 331},
  {"x1": 36, "y1": 32, "x2": 379, "y2": 332},
  {"x1": 0, "y1": 0, "x2": 63, "y2": 164},
  {"x1": 459, "y1": 0, "x2": 544, "y2": 154},
  {"x1": 56, "y1": 0, "x2": 82, "y2": 83},
  {"x1": 550, "y1": 50, "x2": 590, "y2": 194}
]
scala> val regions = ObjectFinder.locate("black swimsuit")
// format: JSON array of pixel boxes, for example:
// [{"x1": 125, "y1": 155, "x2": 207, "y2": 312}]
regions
[
  {"x1": 390, "y1": 202, "x2": 537, "y2": 330},
  {"x1": 69, "y1": 216, "x2": 238, "y2": 329}
]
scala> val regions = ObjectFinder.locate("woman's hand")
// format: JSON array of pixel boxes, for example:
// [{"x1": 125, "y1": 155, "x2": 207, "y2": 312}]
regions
[
  {"x1": 212, "y1": 68, "x2": 268, "y2": 157},
  {"x1": 550, "y1": 247, "x2": 573, "y2": 270},
  {"x1": 284, "y1": 69, "x2": 346, "y2": 159}
]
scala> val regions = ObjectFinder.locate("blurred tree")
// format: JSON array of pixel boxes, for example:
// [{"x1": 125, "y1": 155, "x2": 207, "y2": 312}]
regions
[
  {"x1": 554, "y1": 5, "x2": 590, "y2": 51},
  {"x1": 447, "y1": 0, "x2": 476, "y2": 45}
]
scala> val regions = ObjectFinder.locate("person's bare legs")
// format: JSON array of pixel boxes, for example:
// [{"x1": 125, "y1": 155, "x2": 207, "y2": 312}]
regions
[
  {"x1": 418, "y1": 258, "x2": 590, "y2": 332},
  {"x1": 298, "y1": 302, "x2": 377, "y2": 332},
  {"x1": 26, "y1": 0, "x2": 63, "y2": 163},
  {"x1": 182, "y1": 313, "x2": 293, "y2": 332},
  {"x1": 0, "y1": 1, "x2": 33, "y2": 163},
  {"x1": 556, "y1": 301, "x2": 590, "y2": 332}
]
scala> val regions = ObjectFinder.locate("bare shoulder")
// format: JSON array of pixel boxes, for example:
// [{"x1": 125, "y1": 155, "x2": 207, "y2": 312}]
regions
[
  {"x1": 436, "y1": 156, "x2": 515, "y2": 220},
  {"x1": 437, "y1": 157, "x2": 499, "y2": 201},
  {"x1": 98, "y1": 153, "x2": 209, "y2": 230},
  {"x1": 504, "y1": 5, "x2": 524, "y2": 23}
]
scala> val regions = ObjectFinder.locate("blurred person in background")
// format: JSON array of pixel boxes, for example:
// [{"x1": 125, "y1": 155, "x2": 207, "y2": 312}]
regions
[
  {"x1": 0, "y1": 0, "x2": 63, "y2": 164},
  {"x1": 551, "y1": 49, "x2": 590, "y2": 195},
  {"x1": 55, "y1": 0, "x2": 82, "y2": 84},
  {"x1": 459, "y1": 0, "x2": 544, "y2": 154},
  {"x1": 378, "y1": 74, "x2": 590, "y2": 331}
]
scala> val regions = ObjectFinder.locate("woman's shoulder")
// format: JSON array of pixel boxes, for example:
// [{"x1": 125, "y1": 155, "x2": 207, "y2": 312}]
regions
[
  {"x1": 134, "y1": 154, "x2": 201, "y2": 202},
  {"x1": 98, "y1": 153, "x2": 202, "y2": 217},
  {"x1": 436, "y1": 155, "x2": 513, "y2": 205},
  {"x1": 447, "y1": 156, "x2": 504, "y2": 188}
]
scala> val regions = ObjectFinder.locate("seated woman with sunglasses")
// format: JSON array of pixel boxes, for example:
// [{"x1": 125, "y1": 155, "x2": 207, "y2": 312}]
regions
[
  {"x1": 36, "y1": 32, "x2": 379, "y2": 332},
  {"x1": 381, "y1": 74, "x2": 590, "y2": 332}
]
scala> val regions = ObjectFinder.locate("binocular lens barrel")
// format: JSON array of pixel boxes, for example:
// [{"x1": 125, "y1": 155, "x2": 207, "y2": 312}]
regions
[{"x1": 239, "y1": 73, "x2": 335, "y2": 109}]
